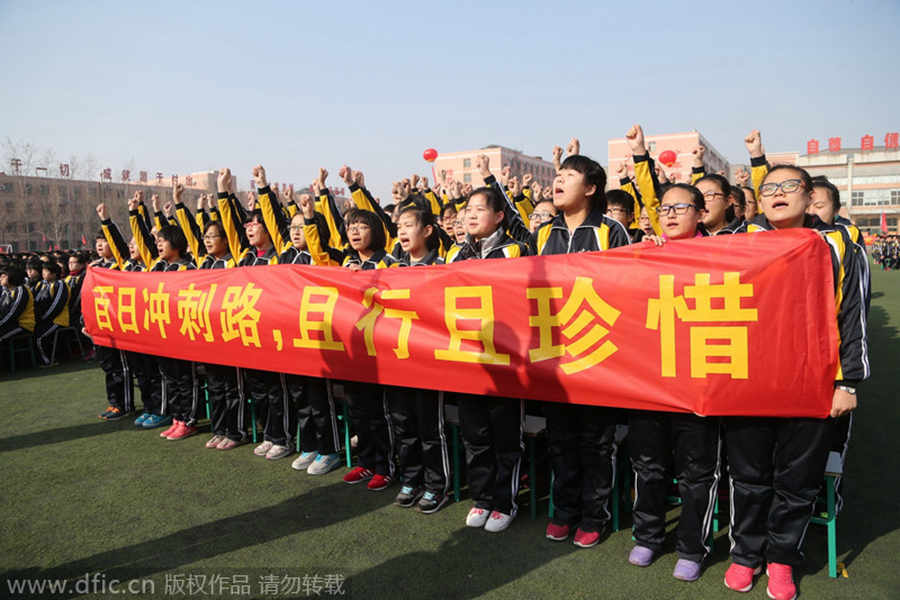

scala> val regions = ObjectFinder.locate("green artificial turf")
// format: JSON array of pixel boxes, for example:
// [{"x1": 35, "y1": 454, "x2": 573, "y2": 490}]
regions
[{"x1": 2, "y1": 262, "x2": 899, "y2": 599}]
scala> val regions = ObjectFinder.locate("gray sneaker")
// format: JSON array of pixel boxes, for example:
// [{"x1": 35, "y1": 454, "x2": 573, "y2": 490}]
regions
[
  {"x1": 266, "y1": 444, "x2": 293, "y2": 461},
  {"x1": 307, "y1": 453, "x2": 342, "y2": 476},
  {"x1": 291, "y1": 451, "x2": 318, "y2": 471}
]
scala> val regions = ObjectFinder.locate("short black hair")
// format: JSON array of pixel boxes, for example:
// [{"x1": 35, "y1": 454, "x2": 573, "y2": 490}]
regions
[
  {"x1": 465, "y1": 186, "x2": 509, "y2": 233},
  {"x1": 811, "y1": 176, "x2": 841, "y2": 212},
  {"x1": 606, "y1": 189, "x2": 635, "y2": 212},
  {"x1": 42, "y1": 261, "x2": 62, "y2": 278},
  {"x1": 661, "y1": 183, "x2": 706, "y2": 210},
  {"x1": 1, "y1": 266, "x2": 26, "y2": 287},
  {"x1": 397, "y1": 205, "x2": 440, "y2": 252},
  {"x1": 559, "y1": 154, "x2": 607, "y2": 212},
  {"x1": 156, "y1": 225, "x2": 188, "y2": 257},
  {"x1": 344, "y1": 208, "x2": 387, "y2": 252}
]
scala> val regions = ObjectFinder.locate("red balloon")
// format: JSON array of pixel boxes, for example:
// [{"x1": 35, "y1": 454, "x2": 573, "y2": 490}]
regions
[
  {"x1": 658, "y1": 150, "x2": 677, "y2": 167},
  {"x1": 423, "y1": 148, "x2": 438, "y2": 162}
]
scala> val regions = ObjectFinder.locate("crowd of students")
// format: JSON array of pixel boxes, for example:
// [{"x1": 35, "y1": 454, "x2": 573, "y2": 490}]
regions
[
  {"x1": 0, "y1": 127, "x2": 872, "y2": 600},
  {"x1": 872, "y1": 234, "x2": 899, "y2": 270}
]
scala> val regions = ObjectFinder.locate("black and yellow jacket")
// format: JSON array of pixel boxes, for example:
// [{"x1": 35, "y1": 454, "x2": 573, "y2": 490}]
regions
[
  {"x1": 34, "y1": 279, "x2": 69, "y2": 328},
  {"x1": 446, "y1": 227, "x2": 530, "y2": 263},
  {"x1": 734, "y1": 214, "x2": 869, "y2": 386},
  {"x1": 530, "y1": 207, "x2": 631, "y2": 256},
  {"x1": 0, "y1": 285, "x2": 35, "y2": 332},
  {"x1": 198, "y1": 252, "x2": 237, "y2": 270},
  {"x1": 100, "y1": 217, "x2": 131, "y2": 271},
  {"x1": 150, "y1": 257, "x2": 196, "y2": 272},
  {"x1": 65, "y1": 269, "x2": 85, "y2": 324}
]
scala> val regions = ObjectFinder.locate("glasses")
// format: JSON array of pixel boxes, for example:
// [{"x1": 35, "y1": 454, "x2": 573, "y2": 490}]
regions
[
  {"x1": 656, "y1": 203, "x2": 699, "y2": 216},
  {"x1": 606, "y1": 207, "x2": 631, "y2": 215},
  {"x1": 288, "y1": 225, "x2": 304, "y2": 232},
  {"x1": 202, "y1": 234, "x2": 222, "y2": 240},
  {"x1": 759, "y1": 179, "x2": 804, "y2": 197},
  {"x1": 532, "y1": 211, "x2": 555, "y2": 223},
  {"x1": 347, "y1": 225, "x2": 370, "y2": 235},
  {"x1": 703, "y1": 191, "x2": 725, "y2": 200}
]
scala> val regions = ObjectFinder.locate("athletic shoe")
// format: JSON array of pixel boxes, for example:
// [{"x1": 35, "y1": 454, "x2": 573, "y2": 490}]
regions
[
  {"x1": 160, "y1": 420, "x2": 181, "y2": 438},
  {"x1": 99, "y1": 406, "x2": 116, "y2": 419},
  {"x1": 573, "y1": 525, "x2": 601, "y2": 548},
  {"x1": 38, "y1": 361, "x2": 59, "y2": 369},
  {"x1": 134, "y1": 413, "x2": 150, "y2": 426},
  {"x1": 629, "y1": 545, "x2": 655, "y2": 567},
  {"x1": 367, "y1": 474, "x2": 394, "y2": 491},
  {"x1": 484, "y1": 511, "x2": 515, "y2": 533},
  {"x1": 266, "y1": 444, "x2": 293, "y2": 461},
  {"x1": 253, "y1": 441, "x2": 274, "y2": 457},
  {"x1": 724, "y1": 563, "x2": 762, "y2": 593},
  {"x1": 416, "y1": 491, "x2": 449, "y2": 514},
  {"x1": 291, "y1": 451, "x2": 318, "y2": 471},
  {"x1": 167, "y1": 423, "x2": 198, "y2": 440},
  {"x1": 394, "y1": 485, "x2": 423, "y2": 508},
  {"x1": 307, "y1": 453, "x2": 342, "y2": 476},
  {"x1": 673, "y1": 558, "x2": 702, "y2": 582},
  {"x1": 216, "y1": 438, "x2": 246, "y2": 451},
  {"x1": 546, "y1": 518, "x2": 571, "y2": 542},
  {"x1": 205, "y1": 435, "x2": 225, "y2": 449},
  {"x1": 765, "y1": 563, "x2": 796, "y2": 600},
  {"x1": 343, "y1": 467, "x2": 374, "y2": 484},
  {"x1": 466, "y1": 507, "x2": 490, "y2": 528},
  {"x1": 104, "y1": 407, "x2": 131, "y2": 421},
  {"x1": 143, "y1": 414, "x2": 172, "y2": 429}
]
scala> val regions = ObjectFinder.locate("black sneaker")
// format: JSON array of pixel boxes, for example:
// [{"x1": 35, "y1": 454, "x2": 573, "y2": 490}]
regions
[
  {"x1": 416, "y1": 491, "x2": 450, "y2": 514},
  {"x1": 394, "y1": 485, "x2": 424, "y2": 508}
]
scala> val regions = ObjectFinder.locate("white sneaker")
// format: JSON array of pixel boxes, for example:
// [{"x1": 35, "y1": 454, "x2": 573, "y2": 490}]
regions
[
  {"x1": 466, "y1": 507, "x2": 490, "y2": 528},
  {"x1": 484, "y1": 511, "x2": 515, "y2": 533},
  {"x1": 291, "y1": 451, "x2": 318, "y2": 471},
  {"x1": 253, "y1": 441, "x2": 273, "y2": 457},
  {"x1": 307, "y1": 453, "x2": 342, "y2": 476},
  {"x1": 266, "y1": 444, "x2": 293, "y2": 461}
]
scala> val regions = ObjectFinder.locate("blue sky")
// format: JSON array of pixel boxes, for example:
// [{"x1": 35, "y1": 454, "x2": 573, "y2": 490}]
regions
[{"x1": 1, "y1": 0, "x2": 898, "y2": 199}]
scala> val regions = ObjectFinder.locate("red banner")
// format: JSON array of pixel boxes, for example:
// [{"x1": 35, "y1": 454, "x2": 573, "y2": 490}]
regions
[{"x1": 83, "y1": 230, "x2": 839, "y2": 417}]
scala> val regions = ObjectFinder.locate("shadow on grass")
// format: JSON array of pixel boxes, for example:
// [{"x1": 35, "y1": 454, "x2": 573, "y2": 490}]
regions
[
  {"x1": 0, "y1": 482, "x2": 367, "y2": 599},
  {"x1": 801, "y1": 296, "x2": 900, "y2": 577},
  {"x1": 0, "y1": 359, "x2": 98, "y2": 382},
  {"x1": 0, "y1": 420, "x2": 129, "y2": 454}
]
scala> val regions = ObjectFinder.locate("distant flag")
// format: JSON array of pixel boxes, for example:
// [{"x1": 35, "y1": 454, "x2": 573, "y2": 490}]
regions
[
  {"x1": 881, "y1": 212, "x2": 889, "y2": 234},
  {"x1": 81, "y1": 234, "x2": 87, "y2": 245},
  {"x1": 42, "y1": 234, "x2": 47, "y2": 243},
  {"x1": 47, "y1": 245, "x2": 52, "y2": 252}
]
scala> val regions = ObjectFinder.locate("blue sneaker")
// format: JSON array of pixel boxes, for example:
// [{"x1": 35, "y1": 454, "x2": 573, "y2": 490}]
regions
[
  {"x1": 307, "y1": 453, "x2": 342, "y2": 476},
  {"x1": 134, "y1": 413, "x2": 151, "y2": 426},
  {"x1": 142, "y1": 414, "x2": 173, "y2": 429}
]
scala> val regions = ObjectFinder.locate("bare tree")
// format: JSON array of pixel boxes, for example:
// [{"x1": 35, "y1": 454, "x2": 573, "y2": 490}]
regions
[{"x1": 3, "y1": 137, "x2": 39, "y2": 250}]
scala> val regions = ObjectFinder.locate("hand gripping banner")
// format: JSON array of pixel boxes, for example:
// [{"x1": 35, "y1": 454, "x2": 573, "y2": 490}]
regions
[{"x1": 83, "y1": 229, "x2": 839, "y2": 417}]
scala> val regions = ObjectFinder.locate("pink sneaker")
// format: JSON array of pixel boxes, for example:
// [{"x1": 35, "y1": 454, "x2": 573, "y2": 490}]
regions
[
  {"x1": 766, "y1": 563, "x2": 796, "y2": 600},
  {"x1": 167, "y1": 423, "x2": 198, "y2": 441},
  {"x1": 724, "y1": 563, "x2": 762, "y2": 593},
  {"x1": 160, "y1": 420, "x2": 181, "y2": 438}
]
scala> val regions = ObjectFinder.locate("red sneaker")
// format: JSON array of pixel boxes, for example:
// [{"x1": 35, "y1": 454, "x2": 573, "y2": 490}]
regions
[
  {"x1": 343, "y1": 467, "x2": 374, "y2": 485},
  {"x1": 167, "y1": 423, "x2": 198, "y2": 441},
  {"x1": 160, "y1": 420, "x2": 181, "y2": 438},
  {"x1": 766, "y1": 563, "x2": 796, "y2": 600},
  {"x1": 573, "y1": 526, "x2": 601, "y2": 548},
  {"x1": 545, "y1": 519, "x2": 571, "y2": 541},
  {"x1": 367, "y1": 474, "x2": 394, "y2": 491},
  {"x1": 724, "y1": 563, "x2": 762, "y2": 593}
]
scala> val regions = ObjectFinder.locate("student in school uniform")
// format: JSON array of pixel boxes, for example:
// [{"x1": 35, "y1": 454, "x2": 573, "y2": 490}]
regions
[
  {"x1": 33, "y1": 261, "x2": 69, "y2": 367},
  {"x1": 626, "y1": 184, "x2": 722, "y2": 581},
  {"x1": 150, "y1": 225, "x2": 200, "y2": 441},
  {"x1": 531, "y1": 153, "x2": 631, "y2": 549},
  {"x1": 306, "y1": 195, "x2": 399, "y2": 490},
  {"x1": 385, "y1": 205, "x2": 450, "y2": 514},
  {"x1": 0, "y1": 266, "x2": 35, "y2": 345},
  {"x1": 93, "y1": 203, "x2": 135, "y2": 421},
  {"x1": 446, "y1": 161, "x2": 529, "y2": 532},
  {"x1": 260, "y1": 181, "x2": 342, "y2": 475},
  {"x1": 723, "y1": 164, "x2": 868, "y2": 600}
]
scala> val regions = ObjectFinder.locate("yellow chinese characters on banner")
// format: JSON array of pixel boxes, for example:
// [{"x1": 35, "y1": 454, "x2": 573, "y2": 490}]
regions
[
  {"x1": 527, "y1": 276, "x2": 621, "y2": 375},
  {"x1": 220, "y1": 283, "x2": 263, "y2": 348},
  {"x1": 355, "y1": 287, "x2": 419, "y2": 359},
  {"x1": 435, "y1": 286, "x2": 510, "y2": 365},
  {"x1": 293, "y1": 286, "x2": 345, "y2": 352},
  {"x1": 646, "y1": 272, "x2": 758, "y2": 378},
  {"x1": 177, "y1": 283, "x2": 218, "y2": 342}
]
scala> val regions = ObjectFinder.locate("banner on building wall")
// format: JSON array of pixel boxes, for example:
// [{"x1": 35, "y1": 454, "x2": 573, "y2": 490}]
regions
[{"x1": 83, "y1": 229, "x2": 839, "y2": 417}]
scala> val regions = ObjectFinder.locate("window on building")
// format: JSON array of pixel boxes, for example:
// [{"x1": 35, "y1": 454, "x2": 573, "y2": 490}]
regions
[
  {"x1": 463, "y1": 173, "x2": 472, "y2": 183},
  {"x1": 648, "y1": 142, "x2": 656, "y2": 152},
  {"x1": 463, "y1": 158, "x2": 471, "y2": 168},
  {"x1": 1, "y1": 183, "x2": 13, "y2": 193},
  {"x1": 851, "y1": 191, "x2": 864, "y2": 206},
  {"x1": 891, "y1": 189, "x2": 900, "y2": 204},
  {"x1": 39, "y1": 185, "x2": 49, "y2": 195}
]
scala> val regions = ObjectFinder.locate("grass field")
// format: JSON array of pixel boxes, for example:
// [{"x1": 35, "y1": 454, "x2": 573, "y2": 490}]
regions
[{"x1": 2, "y1": 263, "x2": 899, "y2": 600}]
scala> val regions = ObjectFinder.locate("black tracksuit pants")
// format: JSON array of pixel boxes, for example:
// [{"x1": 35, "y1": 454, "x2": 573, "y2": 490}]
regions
[
  {"x1": 386, "y1": 386, "x2": 450, "y2": 495},
  {"x1": 206, "y1": 363, "x2": 246, "y2": 441},
  {"x1": 344, "y1": 381, "x2": 394, "y2": 477}
]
